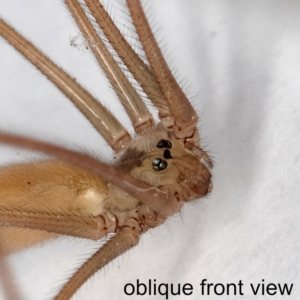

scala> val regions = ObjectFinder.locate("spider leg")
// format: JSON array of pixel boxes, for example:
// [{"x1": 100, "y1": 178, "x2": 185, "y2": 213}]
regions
[
  {"x1": 0, "y1": 206, "x2": 115, "y2": 240},
  {"x1": 65, "y1": 0, "x2": 154, "y2": 135},
  {"x1": 84, "y1": 0, "x2": 171, "y2": 119},
  {"x1": 127, "y1": 0, "x2": 199, "y2": 142},
  {"x1": 0, "y1": 132, "x2": 176, "y2": 216},
  {"x1": 0, "y1": 19, "x2": 130, "y2": 152},
  {"x1": 54, "y1": 218, "x2": 141, "y2": 300}
]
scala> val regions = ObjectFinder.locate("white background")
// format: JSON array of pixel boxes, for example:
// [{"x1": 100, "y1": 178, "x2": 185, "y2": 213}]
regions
[{"x1": 0, "y1": 0, "x2": 300, "y2": 299}]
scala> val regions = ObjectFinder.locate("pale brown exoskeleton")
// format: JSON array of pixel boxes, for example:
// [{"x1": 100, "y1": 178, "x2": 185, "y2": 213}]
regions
[{"x1": 0, "y1": 1, "x2": 212, "y2": 299}]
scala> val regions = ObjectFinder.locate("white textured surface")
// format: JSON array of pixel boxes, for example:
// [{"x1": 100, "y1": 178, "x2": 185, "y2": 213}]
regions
[{"x1": 0, "y1": 0, "x2": 300, "y2": 299}]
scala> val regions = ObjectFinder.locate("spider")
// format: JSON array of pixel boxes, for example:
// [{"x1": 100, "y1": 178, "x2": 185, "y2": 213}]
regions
[{"x1": 0, "y1": 0, "x2": 212, "y2": 299}]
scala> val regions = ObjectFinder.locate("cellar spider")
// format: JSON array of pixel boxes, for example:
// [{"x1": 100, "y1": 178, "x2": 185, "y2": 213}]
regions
[
  {"x1": 2, "y1": 0, "x2": 300, "y2": 300},
  {"x1": 0, "y1": 0, "x2": 211, "y2": 300}
]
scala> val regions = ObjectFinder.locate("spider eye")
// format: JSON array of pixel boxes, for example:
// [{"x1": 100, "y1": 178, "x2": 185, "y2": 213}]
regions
[
  {"x1": 159, "y1": 160, "x2": 168, "y2": 170},
  {"x1": 163, "y1": 149, "x2": 173, "y2": 159},
  {"x1": 156, "y1": 139, "x2": 172, "y2": 149},
  {"x1": 152, "y1": 158, "x2": 168, "y2": 171}
]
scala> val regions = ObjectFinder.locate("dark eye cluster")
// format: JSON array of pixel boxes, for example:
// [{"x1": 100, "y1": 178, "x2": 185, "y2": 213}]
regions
[
  {"x1": 152, "y1": 158, "x2": 168, "y2": 171},
  {"x1": 152, "y1": 139, "x2": 173, "y2": 171},
  {"x1": 156, "y1": 139, "x2": 172, "y2": 149}
]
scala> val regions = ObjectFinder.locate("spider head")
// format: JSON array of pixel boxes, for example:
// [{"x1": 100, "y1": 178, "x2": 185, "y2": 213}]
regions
[{"x1": 117, "y1": 130, "x2": 212, "y2": 203}]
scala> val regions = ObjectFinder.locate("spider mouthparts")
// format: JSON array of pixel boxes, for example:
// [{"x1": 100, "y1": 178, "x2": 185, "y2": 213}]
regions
[{"x1": 180, "y1": 164, "x2": 212, "y2": 201}]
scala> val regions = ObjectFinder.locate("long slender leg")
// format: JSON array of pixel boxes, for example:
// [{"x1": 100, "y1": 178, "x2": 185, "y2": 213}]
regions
[
  {"x1": 0, "y1": 132, "x2": 176, "y2": 215},
  {"x1": 0, "y1": 19, "x2": 130, "y2": 152},
  {"x1": 0, "y1": 207, "x2": 114, "y2": 240},
  {"x1": 55, "y1": 220, "x2": 141, "y2": 300},
  {"x1": 65, "y1": 0, "x2": 154, "y2": 134},
  {"x1": 127, "y1": 0, "x2": 199, "y2": 141},
  {"x1": 84, "y1": 0, "x2": 171, "y2": 121}
]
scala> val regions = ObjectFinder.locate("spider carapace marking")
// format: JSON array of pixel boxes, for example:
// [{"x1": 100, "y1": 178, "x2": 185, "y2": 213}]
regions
[{"x1": 0, "y1": 0, "x2": 213, "y2": 299}]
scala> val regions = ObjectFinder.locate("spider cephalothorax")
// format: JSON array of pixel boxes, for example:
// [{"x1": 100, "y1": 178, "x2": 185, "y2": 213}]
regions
[{"x1": 118, "y1": 130, "x2": 212, "y2": 203}]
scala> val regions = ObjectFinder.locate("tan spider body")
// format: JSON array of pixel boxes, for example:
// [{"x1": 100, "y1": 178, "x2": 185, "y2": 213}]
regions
[
  {"x1": 0, "y1": 0, "x2": 211, "y2": 299},
  {"x1": 0, "y1": 2, "x2": 296, "y2": 300}
]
